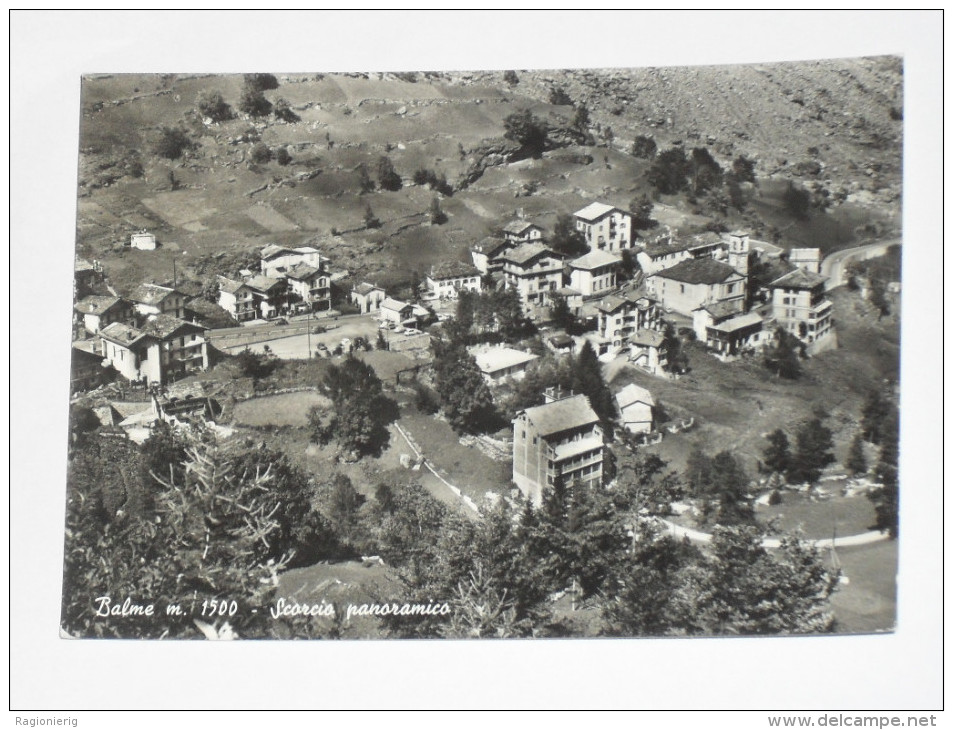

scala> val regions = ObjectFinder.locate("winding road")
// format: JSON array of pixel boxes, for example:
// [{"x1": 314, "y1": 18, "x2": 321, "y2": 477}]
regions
[{"x1": 820, "y1": 238, "x2": 900, "y2": 290}]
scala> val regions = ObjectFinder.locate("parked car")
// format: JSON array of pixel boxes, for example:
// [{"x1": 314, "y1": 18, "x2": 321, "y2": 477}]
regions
[
  {"x1": 273, "y1": 317, "x2": 289, "y2": 326},
  {"x1": 312, "y1": 325, "x2": 327, "y2": 334}
]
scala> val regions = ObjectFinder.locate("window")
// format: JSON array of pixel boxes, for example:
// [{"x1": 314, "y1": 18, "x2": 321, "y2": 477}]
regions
[{"x1": 680, "y1": 284, "x2": 685, "y2": 294}]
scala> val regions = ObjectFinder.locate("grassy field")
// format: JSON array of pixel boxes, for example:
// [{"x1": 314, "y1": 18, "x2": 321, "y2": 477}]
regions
[
  {"x1": 755, "y1": 490, "x2": 879, "y2": 539},
  {"x1": 399, "y1": 409, "x2": 512, "y2": 503},
  {"x1": 827, "y1": 540, "x2": 898, "y2": 634},
  {"x1": 231, "y1": 391, "x2": 331, "y2": 428}
]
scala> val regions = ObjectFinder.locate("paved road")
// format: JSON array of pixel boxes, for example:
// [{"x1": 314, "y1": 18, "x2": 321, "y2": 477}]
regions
[
  {"x1": 659, "y1": 518, "x2": 891, "y2": 549},
  {"x1": 210, "y1": 313, "x2": 380, "y2": 355},
  {"x1": 820, "y1": 238, "x2": 900, "y2": 290}
]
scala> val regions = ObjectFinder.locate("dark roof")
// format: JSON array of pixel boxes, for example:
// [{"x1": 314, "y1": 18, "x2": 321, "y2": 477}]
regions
[
  {"x1": 260, "y1": 244, "x2": 293, "y2": 260},
  {"x1": 652, "y1": 258, "x2": 740, "y2": 285},
  {"x1": 549, "y1": 334, "x2": 574, "y2": 348},
  {"x1": 500, "y1": 242, "x2": 558, "y2": 266},
  {"x1": 695, "y1": 299, "x2": 745, "y2": 320},
  {"x1": 520, "y1": 394, "x2": 599, "y2": 437},
  {"x1": 629, "y1": 329, "x2": 665, "y2": 348},
  {"x1": 503, "y1": 219, "x2": 541, "y2": 235},
  {"x1": 593, "y1": 295, "x2": 628, "y2": 314},
  {"x1": 99, "y1": 322, "x2": 154, "y2": 347},
  {"x1": 244, "y1": 275, "x2": 284, "y2": 293},
  {"x1": 471, "y1": 236, "x2": 511, "y2": 258},
  {"x1": 75, "y1": 295, "x2": 126, "y2": 315},
  {"x1": 769, "y1": 268, "x2": 827, "y2": 289},
  {"x1": 353, "y1": 282, "x2": 383, "y2": 296},
  {"x1": 140, "y1": 314, "x2": 205, "y2": 340},
  {"x1": 285, "y1": 263, "x2": 322, "y2": 281},
  {"x1": 642, "y1": 238, "x2": 696, "y2": 257},
  {"x1": 217, "y1": 276, "x2": 248, "y2": 294},
  {"x1": 129, "y1": 283, "x2": 179, "y2": 305},
  {"x1": 429, "y1": 260, "x2": 480, "y2": 280}
]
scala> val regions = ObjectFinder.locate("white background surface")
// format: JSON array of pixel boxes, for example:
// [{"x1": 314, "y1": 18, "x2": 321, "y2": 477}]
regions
[{"x1": 8, "y1": 9, "x2": 944, "y2": 718}]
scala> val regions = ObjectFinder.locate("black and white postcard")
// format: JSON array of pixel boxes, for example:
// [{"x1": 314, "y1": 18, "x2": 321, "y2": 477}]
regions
[{"x1": 10, "y1": 9, "x2": 942, "y2": 715}]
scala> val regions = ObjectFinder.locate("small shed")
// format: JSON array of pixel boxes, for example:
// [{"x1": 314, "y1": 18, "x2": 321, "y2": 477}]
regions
[
  {"x1": 615, "y1": 383, "x2": 655, "y2": 434},
  {"x1": 131, "y1": 230, "x2": 157, "y2": 250}
]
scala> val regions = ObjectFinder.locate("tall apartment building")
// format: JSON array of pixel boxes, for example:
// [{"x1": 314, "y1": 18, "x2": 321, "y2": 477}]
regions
[
  {"x1": 573, "y1": 202, "x2": 633, "y2": 252},
  {"x1": 767, "y1": 268, "x2": 835, "y2": 351},
  {"x1": 512, "y1": 389, "x2": 605, "y2": 505}
]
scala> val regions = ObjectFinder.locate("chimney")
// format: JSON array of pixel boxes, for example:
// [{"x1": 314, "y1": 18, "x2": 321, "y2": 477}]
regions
[{"x1": 543, "y1": 385, "x2": 572, "y2": 403}]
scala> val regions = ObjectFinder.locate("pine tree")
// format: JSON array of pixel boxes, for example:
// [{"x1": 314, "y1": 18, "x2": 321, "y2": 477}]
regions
[
  {"x1": 846, "y1": 432, "x2": 868, "y2": 476},
  {"x1": 572, "y1": 341, "x2": 617, "y2": 429},
  {"x1": 762, "y1": 428, "x2": 791, "y2": 476}
]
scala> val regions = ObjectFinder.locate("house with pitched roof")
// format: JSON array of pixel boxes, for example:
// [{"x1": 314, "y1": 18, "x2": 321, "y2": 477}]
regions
[
  {"x1": 99, "y1": 315, "x2": 208, "y2": 385},
  {"x1": 512, "y1": 389, "x2": 605, "y2": 505},
  {"x1": 351, "y1": 282, "x2": 387, "y2": 314},
  {"x1": 573, "y1": 202, "x2": 632, "y2": 252},
  {"x1": 692, "y1": 300, "x2": 766, "y2": 359},
  {"x1": 636, "y1": 230, "x2": 731, "y2": 276},
  {"x1": 217, "y1": 277, "x2": 256, "y2": 322},
  {"x1": 379, "y1": 297, "x2": 425, "y2": 329},
  {"x1": 423, "y1": 260, "x2": 483, "y2": 301},
  {"x1": 74, "y1": 295, "x2": 136, "y2": 335},
  {"x1": 592, "y1": 289, "x2": 662, "y2": 355},
  {"x1": 285, "y1": 262, "x2": 331, "y2": 312},
  {"x1": 260, "y1": 244, "x2": 326, "y2": 278},
  {"x1": 470, "y1": 236, "x2": 512, "y2": 275},
  {"x1": 569, "y1": 249, "x2": 621, "y2": 297},
  {"x1": 502, "y1": 218, "x2": 544, "y2": 244},
  {"x1": 74, "y1": 258, "x2": 102, "y2": 299},
  {"x1": 646, "y1": 258, "x2": 746, "y2": 316},
  {"x1": 244, "y1": 274, "x2": 289, "y2": 319},
  {"x1": 128, "y1": 283, "x2": 187, "y2": 319},
  {"x1": 499, "y1": 242, "x2": 565, "y2": 308},
  {"x1": 615, "y1": 383, "x2": 655, "y2": 434},
  {"x1": 628, "y1": 329, "x2": 666, "y2": 374},
  {"x1": 70, "y1": 339, "x2": 115, "y2": 394},
  {"x1": 469, "y1": 345, "x2": 539, "y2": 383},
  {"x1": 767, "y1": 268, "x2": 835, "y2": 350}
]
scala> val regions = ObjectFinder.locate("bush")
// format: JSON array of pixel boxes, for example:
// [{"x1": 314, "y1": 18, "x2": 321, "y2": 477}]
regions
[
  {"x1": 275, "y1": 147, "x2": 292, "y2": 166},
  {"x1": 239, "y1": 87, "x2": 272, "y2": 118},
  {"x1": 196, "y1": 90, "x2": 234, "y2": 122},
  {"x1": 549, "y1": 86, "x2": 573, "y2": 105},
  {"x1": 631, "y1": 135, "x2": 657, "y2": 159},
  {"x1": 250, "y1": 142, "x2": 272, "y2": 164},
  {"x1": 243, "y1": 73, "x2": 279, "y2": 92},
  {"x1": 413, "y1": 383, "x2": 440, "y2": 414},
  {"x1": 153, "y1": 126, "x2": 194, "y2": 160},
  {"x1": 503, "y1": 70, "x2": 519, "y2": 86},
  {"x1": 273, "y1": 99, "x2": 300, "y2": 123},
  {"x1": 376, "y1": 156, "x2": 402, "y2": 191}
]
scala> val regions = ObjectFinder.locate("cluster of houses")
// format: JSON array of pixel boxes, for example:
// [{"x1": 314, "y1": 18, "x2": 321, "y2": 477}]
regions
[
  {"x1": 216, "y1": 244, "x2": 334, "y2": 322},
  {"x1": 71, "y1": 271, "x2": 210, "y2": 392}
]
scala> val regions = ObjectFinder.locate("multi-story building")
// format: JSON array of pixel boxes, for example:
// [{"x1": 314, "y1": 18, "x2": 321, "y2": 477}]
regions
[
  {"x1": 767, "y1": 268, "x2": 835, "y2": 351},
  {"x1": 512, "y1": 390, "x2": 605, "y2": 503},
  {"x1": 569, "y1": 249, "x2": 621, "y2": 297},
  {"x1": 128, "y1": 283, "x2": 187, "y2": 319},
  {"x1": 74, "y1": 258, "x2": 102, "y2": 299},
  {"x1": 692, "y1": 300, "x2": 766, "y2": 359},
  {"x1": 243, "y1": 275, "x2": 289, "y2": 320},
  {"x1": 99, "y1": 314, "x2": 208, "y2": 385},
  {"x1": 592, "y1": 290, "x2": 662, "y2": 355},
  {"x1": 74, "y1": 295, "x2": 136, "y2": 336},
  {"x1": 217, "y1": 277, "x2": 256, "y2": 322},
  {"x1": 573, "y1": 202, "x2": 633, "y2": 252},
  {"x1": 284, "y1": 263, "x2": 331, "y2": 312},
  {"x1": 260, "y1": 244, "x2": 326, "y2": 278},
  {"x1": 499, "y1": 243, "x2": 564, "y2": 307},
  {"x1": 646, "y1": 258, "x2": 746, "y2": 317},
  {"x1": 423, "y1": 261, "x2": 483, "y2": 301},
  {"x1": 502, "y1": 218, "x2": 544, "y2": 244},
  {"x1": 351, "y1": 283, "x2": 386, "y2": 314},
  {"x1": 512, "y1": 389, "x2": 605, "y2": 505},
  {"x1": 470, "y1": 237, "x2": 512, "y2": 275},
  {"x1": 636, "y1": 231, "x2": 730, "y2": 277}
]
